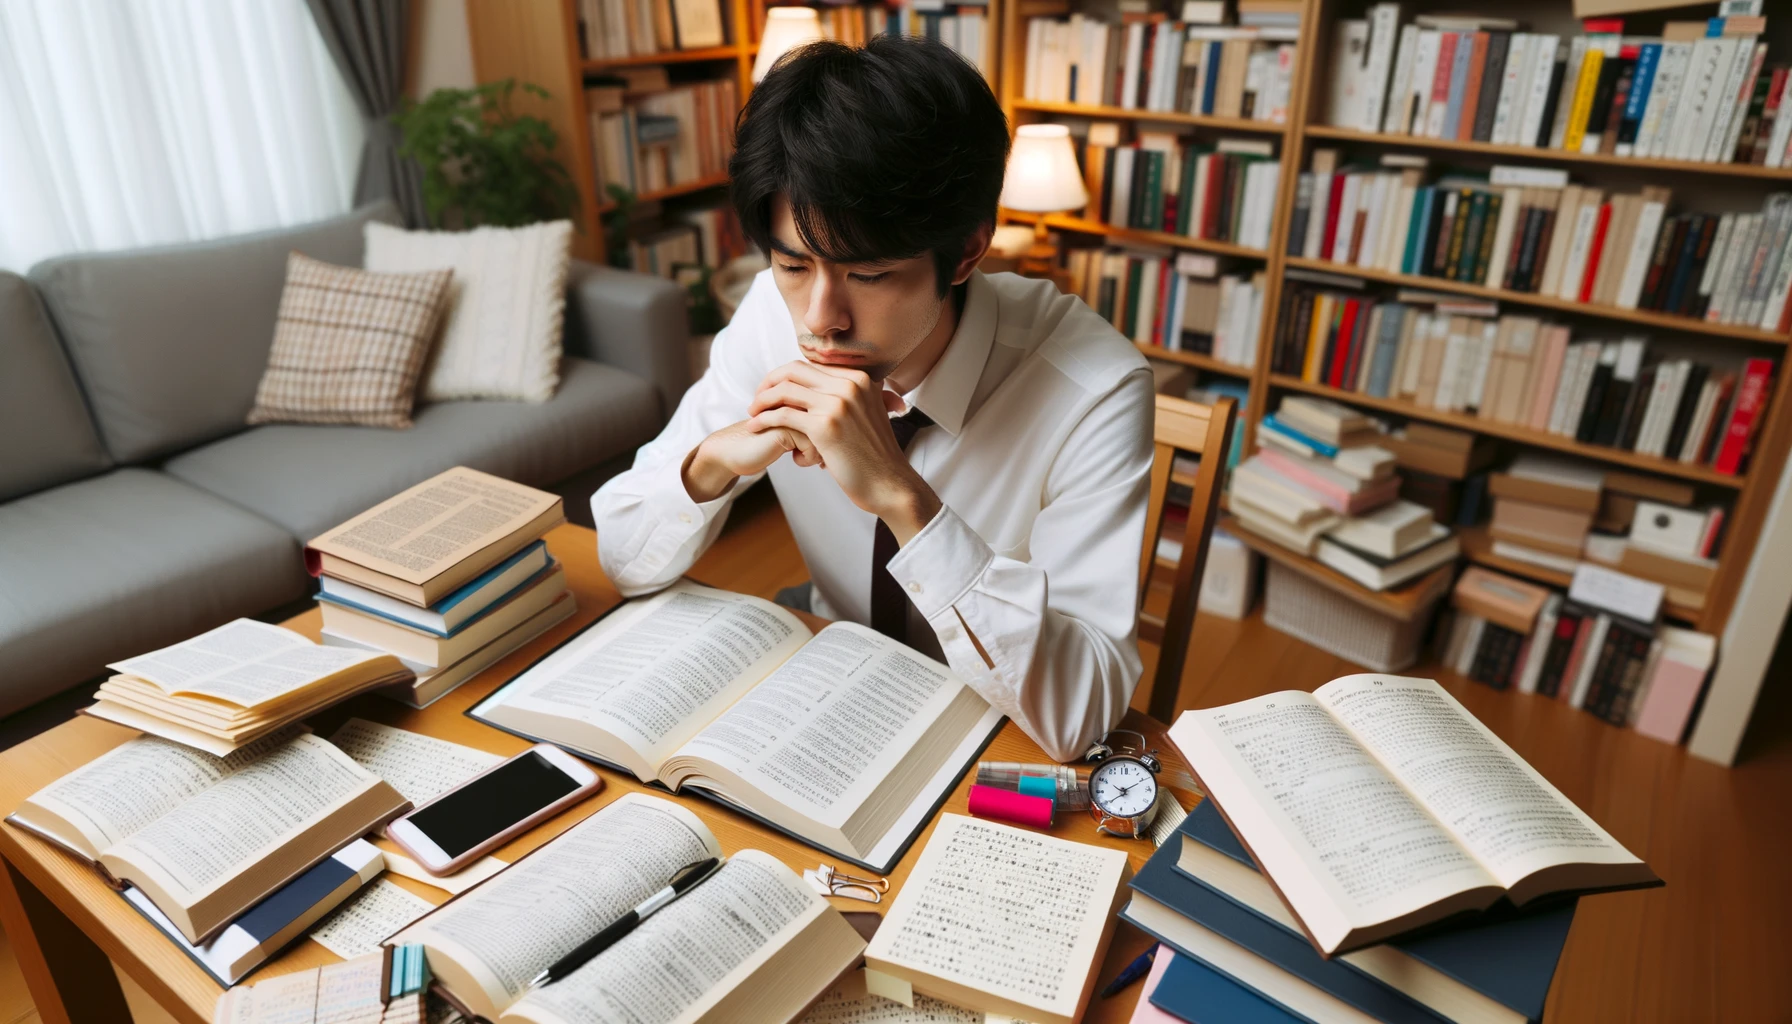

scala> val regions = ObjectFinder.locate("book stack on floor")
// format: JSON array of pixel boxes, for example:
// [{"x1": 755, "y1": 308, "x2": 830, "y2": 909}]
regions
[
  {"x1": 1065, "y1": 245, "x2": 1264, "y2": 363},
  {"x1": 1290, "y1": 141, "x2": 1792, "y2": 335},
  {"x1": 1075, "y1": 124, "x2": 1281, "y2": 251},
  {"x1": 1123, "y1": 676, "x2": 1659, "y2": 1024},
  {"x1": 308, "y1": 468, "x2": 576, "y2": 709},
  {"x1": 1021, "y1": 4, "x2": 1297, "y2": 123},
  {"x1": 1327, "y1": 7, "x2": 1792, "y2": 169},
  {"x1": 1486, "y1": 454, "x2": 1602, "y2": 576}
]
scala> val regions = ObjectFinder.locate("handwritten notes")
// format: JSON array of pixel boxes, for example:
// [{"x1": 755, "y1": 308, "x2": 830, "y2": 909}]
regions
[
  {"x1": 329, "y1": 719, "x2": 503, "y2": 805},
  {"x1": 311, "y1": 880, "x2": 435, "y2": 959}
]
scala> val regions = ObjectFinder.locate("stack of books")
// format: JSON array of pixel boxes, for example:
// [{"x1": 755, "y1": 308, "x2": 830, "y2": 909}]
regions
[
  {"x1": 1129, "y1": 676, "x2": 1661, "y2": 1024},
  {"x1": 1319, "y1": 497, "x2": 1461, "y2": 591},
  {"x1": 1064, "y1": 245, "x2": 1264, "y2": 362},
  {"x1": 307, "y1": 468, "x2": 577, "y2": 709},
  {"x1": 1486, "y1": 454, "x2": 1603, "y2": 575},
  {"x1": 1078, "y1": 127, "x2": 1281, "y2": 250},
  {"x1": 1327, "y1": 8, "x2": 1790, "y2": 168}
]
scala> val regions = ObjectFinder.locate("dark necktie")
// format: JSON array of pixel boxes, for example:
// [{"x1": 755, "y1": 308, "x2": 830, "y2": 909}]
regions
[{"x1": 871, "y1": 407, "x2": 933, "y2": 643}]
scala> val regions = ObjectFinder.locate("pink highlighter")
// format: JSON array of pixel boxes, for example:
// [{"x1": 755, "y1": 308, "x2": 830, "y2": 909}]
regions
[{"x1": 967, "y1": 783, "x2": 1055, "y2": 828}]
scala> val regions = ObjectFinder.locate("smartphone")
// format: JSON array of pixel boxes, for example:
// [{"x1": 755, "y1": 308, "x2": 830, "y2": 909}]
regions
[{"x1": 387, "y1": 744, "x2": 601, "y2": 875}]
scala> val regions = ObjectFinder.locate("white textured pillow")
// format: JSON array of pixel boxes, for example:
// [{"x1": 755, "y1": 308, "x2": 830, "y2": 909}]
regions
[{"x1": 363, "y1": 220, "x2": 573, "y2": 403}]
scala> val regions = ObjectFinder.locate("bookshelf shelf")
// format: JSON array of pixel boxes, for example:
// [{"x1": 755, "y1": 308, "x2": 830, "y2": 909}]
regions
[
  {"x1": 596, "y1": 171, "x2": 733, "y2": 212},
  {"x1": 582, "y1": 46, "x2": 743, "y2": 70},
  {"x1": 1135, "y1": 343, "x2": 1253, "y2": 377},
  {"x1": 1265, "y1": 373, "x2": 1747, "y2": 489},
  {"x1": 1282, "y1": 256, "x2": 1792, "y2": 347},
  {"x1": 1220, "y1": 513, "x2": 1455, "y2": 622},
  {"x1": 1012, "y1": 99, "x2": 1288, "y2": 135},
  {"x1": 1008, "y1": 210, "x2": 1271, "y2": 259},
  {"x1": 1457, "y1": 525, "x2": 1704, "y2": 625},
  {"x1": 1303, "y1": 126, "x2": 1792, "y2": 183}
]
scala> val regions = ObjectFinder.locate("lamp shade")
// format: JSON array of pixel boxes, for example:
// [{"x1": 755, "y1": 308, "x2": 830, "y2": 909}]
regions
[
  {"x1": 998, "y1": 123, "x2": 1089, "y2": 214},
  {"x1": 753, "y1": 7, "x2": 823, "y2": 82}
]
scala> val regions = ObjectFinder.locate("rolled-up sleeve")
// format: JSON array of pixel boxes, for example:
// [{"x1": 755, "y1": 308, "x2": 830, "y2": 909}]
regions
[{"x1": 886, "y1": 367, "x2": 1155, "y2": 761}]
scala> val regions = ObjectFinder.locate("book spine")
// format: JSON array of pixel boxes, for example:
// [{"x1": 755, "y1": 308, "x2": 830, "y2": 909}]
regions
[
  {"x1": 1715, "y1": 358, "x2": 1774, "y2": 474},
  {"x1": 1617, "y1": 43, "x2": 1662, "y2": 156}
]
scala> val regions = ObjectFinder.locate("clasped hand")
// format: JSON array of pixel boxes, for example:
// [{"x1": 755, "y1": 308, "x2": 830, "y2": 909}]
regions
[{"x1": 683, "y1": 362, "x2": 940, "y2": 541}]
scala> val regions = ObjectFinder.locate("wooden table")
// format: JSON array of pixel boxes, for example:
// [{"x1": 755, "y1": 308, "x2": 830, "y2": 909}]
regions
[{"x1": 0, "y1": 523, "x2": 1188, "y2": 1024}]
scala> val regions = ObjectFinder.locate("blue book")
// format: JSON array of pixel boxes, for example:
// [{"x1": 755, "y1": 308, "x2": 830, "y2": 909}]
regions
[
  {"x1": 1192, "y1": 381, "x2": 1251, "y2": 468},
  {"x1": 1202, "y1": 42, "x2": 1223, "y2": 115},
  {"x1": 1124, "y1": 837, "x2": 1451, "y2": 1024},
  {"x1": 1619, "y1": 43, "x2": 1661, "y2": 150},
  {"x1": 1441, "y1": 32, "x2": 1475, "y2": 140},
  {"x1": 1258, "y1": 415, "x2": 1339, "y2": 458},
  {"x1": 1403, "y1": 187, "x2": 1434, "y2": 275},
  {"x1": 1177, "y1": 801, "x2": 1575, "y2": 1024},
  {"x1": 318, "y1": 540, "x2": 551, "y2": 637},
  {"x1": 1151, "y1": 952, "x2": 1312, "y2": 1024}
]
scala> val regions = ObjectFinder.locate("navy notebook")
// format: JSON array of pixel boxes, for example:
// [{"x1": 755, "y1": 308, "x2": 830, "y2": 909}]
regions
[
  {"x1": 1181, "y1": 800, "x2": 1575, "y2": 1023},
  {"x1": 1126, "y1": 840, "x2": 1450, "y2": 1024},
  {"x1": 1151, "y1": 951, "x2": 1312, "y2": 1024}
]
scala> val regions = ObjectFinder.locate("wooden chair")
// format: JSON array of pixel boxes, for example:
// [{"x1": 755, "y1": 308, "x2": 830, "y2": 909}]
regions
[{"x1": 1138, "y1": 392, "x2": 1238, "y2": 722}]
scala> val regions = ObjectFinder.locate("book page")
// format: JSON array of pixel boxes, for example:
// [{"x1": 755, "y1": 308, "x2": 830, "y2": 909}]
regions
[
  {"x1": 1317, "y1": 674, "x2": 1644, "y2": 886},
  {"x1": 310, "y1": 879, "x2": 436, "y2": 959},
  {"x1": 1170, "y1": 693, "x2": 1498, "y2": 947},
  {"x1": 307, "y1": 467, "x2": 560, "y2": 585},
  {"x1": 478, "y1": 582, "x2": 809, "y2": 776},
  {"x1": 103, "y1": 734, "x2": 375, "y2": 901},
  {"x1": 671, "y1": 623, "x2": 977, "y2": 826},
  {"x1": 402, "y1": 793, "x2": 722, "y2": 1011},
  {"x1": 109, "y1": 619, "x2": 383, "y2": 708},
  {"x1": 329, "y1": 719, "x2": 503, "y2": 805},
  {"x1": 23, "y1": 731, "x2": 294, "y2": 855},
  {"x1": 508, "y1": 850, "x2": 824, "y2": 1024},
  {"x1": 864, "y1": 815, "x2": 1126, "y2": 1022}
]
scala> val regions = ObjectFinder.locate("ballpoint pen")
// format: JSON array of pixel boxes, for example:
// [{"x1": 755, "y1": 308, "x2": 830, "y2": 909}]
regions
[
  {"x1": 1098, "y1": 945, "x2": 1156, "y2": 998},
  {"x1": 528, "y1": 856, "x2": 723, "y2": 988}
]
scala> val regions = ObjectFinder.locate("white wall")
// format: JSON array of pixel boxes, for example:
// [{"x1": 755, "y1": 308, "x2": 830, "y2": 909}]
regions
[{"x1": 411, "y1": 0, "x2": 475, "y2": 96}]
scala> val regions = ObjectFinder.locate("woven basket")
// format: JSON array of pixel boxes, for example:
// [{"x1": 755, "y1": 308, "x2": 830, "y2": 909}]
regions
[{"x1": 1262, "y1": 562, "x2": 1438, "y2": 672}]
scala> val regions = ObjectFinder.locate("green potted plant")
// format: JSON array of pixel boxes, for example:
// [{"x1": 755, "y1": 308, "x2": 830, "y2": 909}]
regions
[{"x1": 393, "y1": 79, "x2": 579, "y2": 228}]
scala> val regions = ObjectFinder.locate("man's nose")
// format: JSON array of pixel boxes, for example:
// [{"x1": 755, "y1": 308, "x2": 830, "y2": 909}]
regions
[{"x1": 804, "y1": 271, "x2": 851, "y2": 338}]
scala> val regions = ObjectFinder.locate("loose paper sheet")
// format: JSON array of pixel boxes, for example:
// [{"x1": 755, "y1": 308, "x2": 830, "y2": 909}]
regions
[
  {"x1": 804, "y1": 970, "x2": 987, "y2": 1023},
  {"x1": 382, "y1": 848, "x2": 509, "y2": 894},
  {"x1": 328, "y1": 719, "x2": 504, "y2": 805},
  {"x1": 311, "y1": 880, "x2": 435, "y2": 959}
]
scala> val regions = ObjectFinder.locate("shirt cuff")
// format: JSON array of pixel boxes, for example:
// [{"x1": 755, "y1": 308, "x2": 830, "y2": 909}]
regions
[
  {"x1": 884, "y1": 505, "x2": 994, "y2": 620},
  {"x1": 628, "y1": 458, "x2": 738, "y2": 569}
]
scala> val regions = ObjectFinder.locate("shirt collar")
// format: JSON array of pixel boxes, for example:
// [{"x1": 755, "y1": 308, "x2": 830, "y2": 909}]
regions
[{"x1": 891, "y1": 271, "x2": 996, "y2": 437}]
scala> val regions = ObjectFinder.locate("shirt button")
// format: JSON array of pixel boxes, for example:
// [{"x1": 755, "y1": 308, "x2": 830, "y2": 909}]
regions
[
  {"x1": 907, "y1": 581, "x2": 923, "y2": 594},
  {"x1": 678, "y1": 513, "x2": 693, "y2": 524}
]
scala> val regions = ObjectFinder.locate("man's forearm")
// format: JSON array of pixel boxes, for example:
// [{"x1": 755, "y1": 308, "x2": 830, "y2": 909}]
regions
[{"x1": 681, "y1": 439, "x2": 739, "y2": 503}]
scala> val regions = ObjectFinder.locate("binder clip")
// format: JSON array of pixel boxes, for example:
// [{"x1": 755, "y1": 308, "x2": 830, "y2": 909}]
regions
[{"x1": 802, "y1": 862, "x2": 889, "y2": 904}]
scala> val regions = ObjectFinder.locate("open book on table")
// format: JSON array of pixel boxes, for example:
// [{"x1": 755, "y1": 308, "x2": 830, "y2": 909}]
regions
[
  {"x1": 393, "y1": 792, "x2": 867, "y2": 1024},
  {"x1": 6, "y1": 732, "x2": 407, "y2": 945},
  {"x1": 469, "y1": 580, "x2": 1005, "y2": 874},
  {"x1": 1169, "y1": 674, "x2": 1660, "y2": 958}
]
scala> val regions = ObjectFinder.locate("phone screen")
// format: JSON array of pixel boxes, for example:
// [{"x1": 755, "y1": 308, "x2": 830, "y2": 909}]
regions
[{"x1": 405, "y1": 751, "x2": 582, "y2": 858}]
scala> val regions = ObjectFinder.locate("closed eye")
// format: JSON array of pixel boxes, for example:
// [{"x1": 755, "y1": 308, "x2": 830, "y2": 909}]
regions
[
  {"x1": 850, "y1": 272, "x2": 889, "y2": 284},
  {"x1": 778, "y1": 263, "x2": 808, "y2": 275}
]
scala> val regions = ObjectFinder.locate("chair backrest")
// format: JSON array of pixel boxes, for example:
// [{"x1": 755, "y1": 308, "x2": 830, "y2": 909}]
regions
[{"x1": 1138, "y1": 392, "x2": 1237, "y2": 723}]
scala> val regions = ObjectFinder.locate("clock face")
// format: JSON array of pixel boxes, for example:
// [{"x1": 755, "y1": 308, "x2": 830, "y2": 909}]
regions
[{"x1": 1090, "y1": 758, "x2": 1157, "y2": 819}]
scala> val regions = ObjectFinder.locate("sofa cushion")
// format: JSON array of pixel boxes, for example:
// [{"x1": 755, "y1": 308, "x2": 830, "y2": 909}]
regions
[
  {"x1": 163, "y1": 357, "x2": 661, "y2": 542},
  {"x1": 0, "y1": 272, "x2": 111, "y2": 502},
  {"x1": 29, "y1": 201, "x2": 403, "y2": 465},
  {"x1": 0, "y1": 469, "x2": 307, "y2": 719}
]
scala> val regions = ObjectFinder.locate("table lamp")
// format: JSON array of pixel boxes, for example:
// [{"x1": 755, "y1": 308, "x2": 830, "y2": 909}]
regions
[
  {"x1": 998, "y1": 123, "x2": 1089, "y2": 276},
  {"x1": 754, "y1": 7, "x2": 824, "y2": 83}
]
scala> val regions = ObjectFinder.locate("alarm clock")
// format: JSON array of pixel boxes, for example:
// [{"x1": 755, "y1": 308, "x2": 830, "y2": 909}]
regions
[{"x1": 1083, "y1": 730, "x2": 1161, "y2": 838}]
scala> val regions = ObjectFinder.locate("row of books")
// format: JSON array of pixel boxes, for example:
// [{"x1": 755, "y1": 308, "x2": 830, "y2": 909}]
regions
[
  {"x1": 577, "y1": 0, "x2": 726, "y2": 60},
  {"x1": 1067, "y1": 245, "x2": 1263, "y2": 362},
  {"x1": 1082, "y1": 129, "x2": 1279, "y2": 249},
  {"x1": 910, "y1": 6, "x2": 992, "y2": 77},
  {"x1": 1290, "y1": 149, "x2": 1792, "y2": 332},
  {"x1": 589, "y1": 76, "x2": 738, "y2": 199},
  {"x1": 1021, "y1": 14, "x2": 1295, "y2": 123},
  {"x1": 1269, "y1": 274, "x2": 1777, "y2": 475},
  {"x1": 1329, "y1": 6, "x2": 1792, "y2": 167}
]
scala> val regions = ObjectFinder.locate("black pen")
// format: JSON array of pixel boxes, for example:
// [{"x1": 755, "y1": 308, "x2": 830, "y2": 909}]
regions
[{"x1": 528, "y1": 857, "x2": 723, "y2": 988}]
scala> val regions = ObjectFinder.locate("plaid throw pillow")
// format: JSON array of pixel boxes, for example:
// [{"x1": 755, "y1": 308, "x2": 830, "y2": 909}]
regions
[{"x1": 246, "y1": 253, "x2": 453, "y2": 428}]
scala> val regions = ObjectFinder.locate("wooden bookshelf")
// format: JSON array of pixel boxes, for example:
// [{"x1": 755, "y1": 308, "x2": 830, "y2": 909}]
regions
[
  {"x1": 1136, "y1": 342, "x2": 1253, "y2": 377},
  {"x1": 1221, "y1": 513, "x2": 1455, "y2": 621},
  {"x1": 1304, "y1": 125, "x2": 1792, "y2": 183},
  {"x1": 596, "y1": 171, "x2": 733, "y2": 212},
  {"x1": 582, "y1": 45, "x2": 741, "y2": 69},
  {"x1": 1284, "y1": 256, "x2": 1792, "y2": 347},
  {"x1": 1457, "y1": 525, "x2": 1705, "y2": 625},
  {"x1": 1005, "y1": 210, "x2": 1271, "y2": 259},
  {"x1": 1012, "y1": 98, "x2": 1287, "y2": 134}
]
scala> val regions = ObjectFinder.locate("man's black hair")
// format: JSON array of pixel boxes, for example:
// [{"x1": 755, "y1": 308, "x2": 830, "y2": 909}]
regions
[{"x1": 729, "y1": 36, "x2": 1009, "y2": 295}]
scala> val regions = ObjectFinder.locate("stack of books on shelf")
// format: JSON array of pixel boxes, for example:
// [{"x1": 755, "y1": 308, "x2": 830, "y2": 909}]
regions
[
  {"x1": 1126, "y1": 677, "x2": 1660, "y2": 1024},
  {"x1": 589, "y1": 70, "x2": 737, "y2": 198},
  {"x1": 1486, "y1": 453, "x2": 1602, "y2": 575},
  {"x1": 1079, "y1": 126, "x2": 1280, "y2": 250},
  {"x1": 1065, "y1": 245, "x2": 1263, "y2": 362},
  {"x1": 1020, "y1": 2, "x2": 1297, "y2": 122},
  {"x1": 1270, "y1": 270, "x2": 1779, "y2": 475},
  {"x1": 307, "y1": 468, "x2": 577, "y2": 709},
  {"x1": 1290, "y1": 144, "x2": 1792, "y2": 334},
  {"x1": 576, "y1": 0, "x2": 727, "y2": 59},
  {"x1": 1327, "y1": 6, "x2": 1792, "y2": 168}
]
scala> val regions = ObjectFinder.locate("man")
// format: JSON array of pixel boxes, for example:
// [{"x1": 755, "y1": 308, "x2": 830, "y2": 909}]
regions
[{"x1": 593, "y1": 37, "x2": 1154, "y2": 761}]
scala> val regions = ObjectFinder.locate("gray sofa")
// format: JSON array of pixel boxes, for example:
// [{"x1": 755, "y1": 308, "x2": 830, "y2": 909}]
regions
[{"x1": 0, "y1": 200, "x2": 689, "y2": 720}]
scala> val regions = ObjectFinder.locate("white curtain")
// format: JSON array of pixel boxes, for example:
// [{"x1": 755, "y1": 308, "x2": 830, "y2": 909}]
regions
[{"x1": 0, "y1": 0, "x2": 366, "y2": 273}]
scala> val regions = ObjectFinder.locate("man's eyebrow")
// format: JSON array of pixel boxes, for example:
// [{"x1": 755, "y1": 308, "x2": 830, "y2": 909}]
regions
[{"x1": 769, "y1": 237, "x2": 809, "y2": 259}]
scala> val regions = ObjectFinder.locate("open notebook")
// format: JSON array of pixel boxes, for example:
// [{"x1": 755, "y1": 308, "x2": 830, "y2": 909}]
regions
[{"x1": 469, "y1": 580, "x2": 1005, "y2": 874}]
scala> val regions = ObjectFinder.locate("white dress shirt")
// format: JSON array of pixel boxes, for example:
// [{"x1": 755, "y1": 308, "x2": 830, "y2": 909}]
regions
[{"x1": 592, "y1": 268, "x2": 1154, "y2": 761}]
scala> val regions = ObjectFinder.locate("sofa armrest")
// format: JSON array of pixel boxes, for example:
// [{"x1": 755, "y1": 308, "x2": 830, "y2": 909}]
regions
[{"x1": 564, "y1": 260, "x2": 692, "y2": 417}]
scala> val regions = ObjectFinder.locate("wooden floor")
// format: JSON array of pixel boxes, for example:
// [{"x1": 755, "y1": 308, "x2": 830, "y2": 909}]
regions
[{"x1": 5, "y1": 484, "x2": 1790, "y2": 1021}]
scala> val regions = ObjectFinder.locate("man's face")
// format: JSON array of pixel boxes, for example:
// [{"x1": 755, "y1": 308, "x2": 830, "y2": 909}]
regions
[{"x1": 767, "y1": 197, "x2": 947, "y2": 383}]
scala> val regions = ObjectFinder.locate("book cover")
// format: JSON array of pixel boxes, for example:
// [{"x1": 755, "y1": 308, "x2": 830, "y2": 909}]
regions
[
  {"x1": 1471, "y1": 31, "x2": 1511, "y2": 142},
  {"x1": 1148, "y1": 953, "x2": 1308, "y2": 1024}
]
